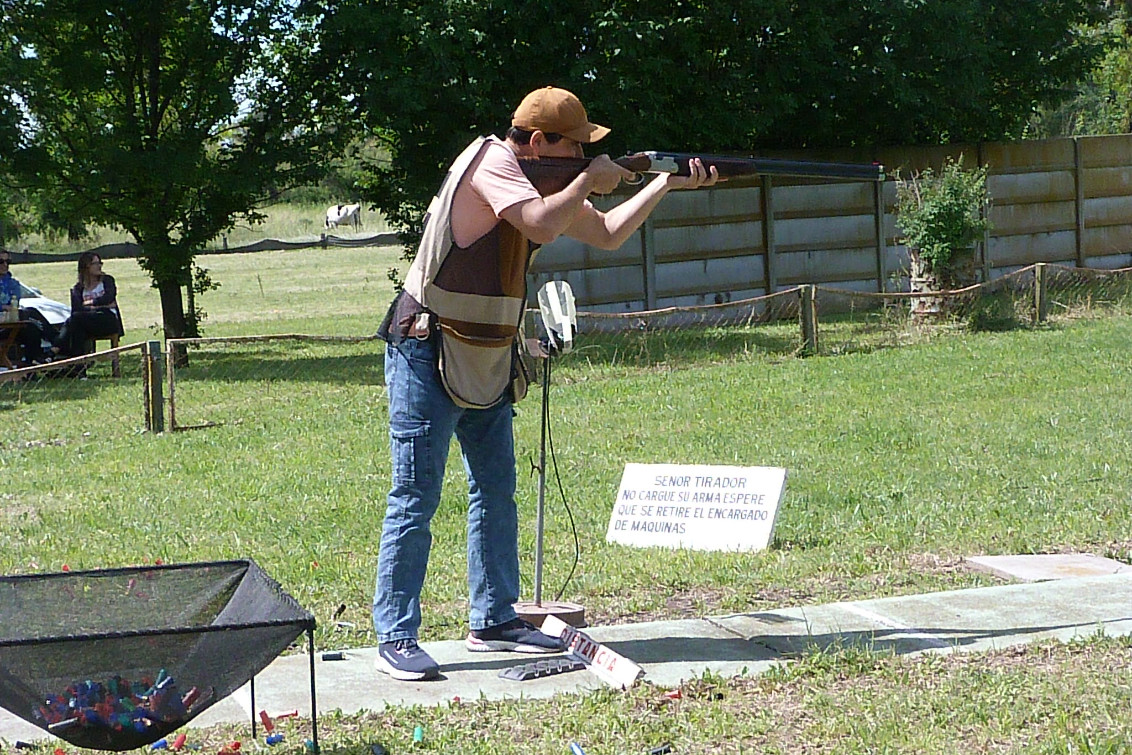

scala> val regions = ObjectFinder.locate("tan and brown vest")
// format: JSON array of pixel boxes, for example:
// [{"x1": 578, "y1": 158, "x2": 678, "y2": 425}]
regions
[{"x1": 402, "y1": 136, "x2": 533, "y2": 408}]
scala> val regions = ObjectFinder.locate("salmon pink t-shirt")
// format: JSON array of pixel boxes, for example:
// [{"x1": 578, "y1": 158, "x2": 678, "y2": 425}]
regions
[{"x1": 450, "y1": 140, "x2": 540, "y2": 248}]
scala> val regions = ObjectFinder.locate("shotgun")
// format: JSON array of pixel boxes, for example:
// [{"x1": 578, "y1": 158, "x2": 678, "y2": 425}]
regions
[{"x1": 519, "y1": 151, "x2": 885, "y2": 196}]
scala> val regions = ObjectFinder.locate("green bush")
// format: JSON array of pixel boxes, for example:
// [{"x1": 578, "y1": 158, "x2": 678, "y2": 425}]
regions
[{"x1": 895, "y1": 158, "x2": 991, "y2": 282}]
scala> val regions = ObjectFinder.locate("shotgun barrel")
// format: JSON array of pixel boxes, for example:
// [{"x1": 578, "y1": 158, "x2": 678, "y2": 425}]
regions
[{"x1": 519, "y1": 152, "x2": 884, "y2": 196}]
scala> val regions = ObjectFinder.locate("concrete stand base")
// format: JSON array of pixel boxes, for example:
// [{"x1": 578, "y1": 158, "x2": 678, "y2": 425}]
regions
[{"x1": 514, "y1": 600, "x2": 586, "y2": 628}]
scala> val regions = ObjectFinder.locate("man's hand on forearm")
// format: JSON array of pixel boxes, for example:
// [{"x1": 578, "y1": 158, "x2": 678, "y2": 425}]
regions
[{"x1": 662, "y1": 157, "x2": 721, "y2": 190}]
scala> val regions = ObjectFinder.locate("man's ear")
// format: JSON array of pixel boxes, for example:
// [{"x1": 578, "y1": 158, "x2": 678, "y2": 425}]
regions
[{"x1": 528, "y1": 129, "x2": 547, "y2": 153}]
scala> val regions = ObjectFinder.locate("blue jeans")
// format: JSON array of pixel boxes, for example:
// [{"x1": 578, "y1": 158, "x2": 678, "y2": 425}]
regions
[{"x1": 373, "y1": 337, "x2": 521, "y2": 642}]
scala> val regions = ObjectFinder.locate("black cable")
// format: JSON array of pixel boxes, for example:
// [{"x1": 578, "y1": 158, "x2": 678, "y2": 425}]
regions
[{"x1": 542, "y1": 354, "x2": 581, "y2": 602}]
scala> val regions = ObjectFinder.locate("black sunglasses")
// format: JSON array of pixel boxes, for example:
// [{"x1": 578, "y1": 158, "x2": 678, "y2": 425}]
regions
[{"x1": 0, "y1": 258, "x2": 11, "y2": 264}]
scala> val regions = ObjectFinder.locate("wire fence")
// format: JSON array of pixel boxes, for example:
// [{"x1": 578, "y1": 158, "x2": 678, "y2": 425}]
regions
[
  {"x1": 565, "y1": 263, "x2": 1132, "y2": 365},
  {"x1": 0, "y1": 342, "x2": 146, "y2": 448},
  {"x1": 1, "y1": 263, "x2": 1130, "y2": 443}
]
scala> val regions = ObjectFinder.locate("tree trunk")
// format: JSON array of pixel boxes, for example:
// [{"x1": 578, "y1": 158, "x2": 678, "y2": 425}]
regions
[
  {"x1": 158, "y1": 279, "x2": 190, "y2": 366},
  {"x1": 908, "y1": 251, "x2": 942, "y2": 317},
  {"x1": 158, "y1": 279, "x2": 187, "y2": 339}
]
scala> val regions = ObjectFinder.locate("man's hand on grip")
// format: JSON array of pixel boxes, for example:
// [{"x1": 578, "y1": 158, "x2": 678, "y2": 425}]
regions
[{"x1": 582, "y1": 154, "x2": 633, "y2": 195}]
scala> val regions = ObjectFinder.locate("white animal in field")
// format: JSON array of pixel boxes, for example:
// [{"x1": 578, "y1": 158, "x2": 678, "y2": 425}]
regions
[{"x1": 325, "y1": 203, "x2": 362, "y2": 231}]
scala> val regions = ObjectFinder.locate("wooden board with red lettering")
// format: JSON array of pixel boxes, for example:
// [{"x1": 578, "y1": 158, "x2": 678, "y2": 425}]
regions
[
  {"x1": 541, "y1": 615, "x2": 644, "y2": 688},
  {"x1": 607, "y1": 463, "x2": 786, "y2": 552}
]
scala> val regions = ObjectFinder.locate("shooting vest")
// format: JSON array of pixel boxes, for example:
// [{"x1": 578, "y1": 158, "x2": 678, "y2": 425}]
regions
[{"x1": 401, "y1": 136, "x2": 533, "y2": 409}]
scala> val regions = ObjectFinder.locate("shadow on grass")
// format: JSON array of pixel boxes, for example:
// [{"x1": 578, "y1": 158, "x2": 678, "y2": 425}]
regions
[
  {"x1": 558, "y1": 327, "x2": 800, "y2": 371},
  {"x1": 559, "y1": 303, "x2": 1039, "y2": 368},
  {"x1": 812, "y1": 302, "x2": 1036, "y2": 357},
  {"x1": 0, "y1": 370, "x2": 131, "y2": 408},
  {"x1": 432, "y1": 615, "x2": 1130, "y2": 678},
  {"x1": 174, "y1": 352, "x2": 382, "y2": 386}
]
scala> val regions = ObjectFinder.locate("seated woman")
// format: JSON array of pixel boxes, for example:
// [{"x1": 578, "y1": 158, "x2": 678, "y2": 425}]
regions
[{"x1": 57, "y1": 252, "x2": 125, "y2": 358}]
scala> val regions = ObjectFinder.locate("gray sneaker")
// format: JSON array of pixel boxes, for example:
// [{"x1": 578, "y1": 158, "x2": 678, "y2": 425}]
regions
[
  {"x1": 375, "y1": 639, "x2": 440, "y2": 681},
  {"x1": 465, "y1": 618, "x2": 565, "y2": 654}
]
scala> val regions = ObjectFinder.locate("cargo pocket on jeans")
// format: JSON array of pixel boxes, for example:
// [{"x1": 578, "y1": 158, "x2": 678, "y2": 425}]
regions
[{"x1": 390, "y1": 422, "x2": 430, "y2": 485}]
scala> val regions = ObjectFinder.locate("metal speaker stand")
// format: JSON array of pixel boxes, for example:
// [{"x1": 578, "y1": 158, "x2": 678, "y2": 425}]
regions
[{"x1": 514, "y1": 282, "x2": 586, "y2": 629}]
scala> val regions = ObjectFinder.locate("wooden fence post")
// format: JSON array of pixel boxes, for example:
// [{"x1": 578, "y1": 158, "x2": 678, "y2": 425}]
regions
[
  {"x1": 800, "y1": 285, "x2": 818, "y2": 355},
  {"x1": 1074, "y1": 138, "x2": 1086, "y2": 268},
  {"x1": 1033, "y1": 263, "x2": 1048, "y2": 324},
  {"x1": 977, "y1": 141, "x2": 991, "y2": 281},
  {"x1": 761, "y1": 176, "x2": 777, "y2": 294},
  {"x1": 873, "y1": 180, "x2": 886, "y2": 292},
  {"x1": 642, "y1": 217, "x2": 657, "y2": 310},
  {"x1": 166, "y1": 340, "x2": 178, "y2": 431},
  {"x1": 143, "y1": 340, "x2": 165, "y2": 433}
]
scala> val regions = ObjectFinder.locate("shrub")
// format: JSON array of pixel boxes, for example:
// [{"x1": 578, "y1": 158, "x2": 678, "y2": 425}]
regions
[{"x1": 895, "y1": 158, "x2": 991, "y2": 284}]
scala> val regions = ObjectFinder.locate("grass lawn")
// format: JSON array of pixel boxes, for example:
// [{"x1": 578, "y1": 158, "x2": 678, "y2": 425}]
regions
[
  {"x1": 2, "y1": 246, "x2": 1130, "y2": 754},
  {"x1": 11, "y1": 202, "x2": 392, "y2": 257},
  {"x1": 12, "y1": 245, "x2": 407, "y2": 338}
]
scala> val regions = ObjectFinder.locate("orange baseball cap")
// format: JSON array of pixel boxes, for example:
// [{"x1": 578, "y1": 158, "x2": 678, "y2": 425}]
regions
[{"x1": 511, "y1": 86, "x2": 610, "y2": 143}]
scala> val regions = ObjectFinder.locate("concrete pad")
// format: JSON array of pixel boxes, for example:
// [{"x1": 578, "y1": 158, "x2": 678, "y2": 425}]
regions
[
  {"x1": 851, "y1": 573, "x2": 1132, "y2": 655},
  {"x1": 0, "y1": 711, "x2": 44, "y2": 744},
  {"x1": 205, "y1": 644, "x2": 605, "y2": 719},
  {"x1": 583, "y1": 618, "x2": 781, "y2": 687},
  {"x1": 965, "y1": 553, "x2": 1132, "y2": 582},
  {"x1": 714, "y1": 603, "x2": 952, "y2": 657}
]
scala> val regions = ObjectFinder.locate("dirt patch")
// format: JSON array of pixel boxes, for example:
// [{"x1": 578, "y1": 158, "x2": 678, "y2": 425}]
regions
[
  {"x1": 17, "y1": 438, "x2": 68, "y2": 450},
  {"x1": 1104, "y1": 540, "x2": 1132, "y2": 563},
  {"x1": 904, "y1": 551, "x2": 969, "y2": 575},
  {"x1": 0, "y1": 491, "x2": 67, "y2": 522},
  {"x1": 589, "y1": 586, "x2": 736, "y2": 626},
  {"x1": 748, "y1": 585, "x2": 818, "y2": 605},
  {"x1": 1, "y1": 501, "x2": 39, "y2": 520}
]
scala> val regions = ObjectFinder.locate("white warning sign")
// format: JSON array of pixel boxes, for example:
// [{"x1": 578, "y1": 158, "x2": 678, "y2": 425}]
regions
[{"x1": 606, "y1": 463, "x2": 786, "y2": 552}]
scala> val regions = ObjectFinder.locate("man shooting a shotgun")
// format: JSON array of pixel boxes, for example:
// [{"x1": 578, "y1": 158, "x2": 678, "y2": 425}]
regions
[{"x1": 372, "y1": 85, "x2": 718, "y2": 681}]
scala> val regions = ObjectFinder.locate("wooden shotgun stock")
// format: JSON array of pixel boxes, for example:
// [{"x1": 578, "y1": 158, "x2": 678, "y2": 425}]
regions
[{"x1": 519, "y1": 151, "x2": 885, "y2": 196}]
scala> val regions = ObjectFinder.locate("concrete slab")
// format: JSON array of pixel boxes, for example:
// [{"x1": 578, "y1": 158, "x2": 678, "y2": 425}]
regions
[
  {"x1": 578, "y1": 618, "x2": 781, "y2": 687},
  {"x1": 713, "y1": 602, "x2": 953, "y2": 657},
  {"x1": 851, "y1": 573, "x2": 1132, "y2": 655},
  {"x1": 204, "y1": 619, "x2": 777, "y2": 718},
  {"x1": 4, "y1": 574, "x2": 1132, "y2": 746},
  {"x1": 200, "y1": 645, "x2": 597, "y2": 723},
  {"x1": 965, "y1": 553, "x2": 1132, "y2": 582},
  {"x1": 0, "y1": 712, "x2": 42, "y2": 744}
]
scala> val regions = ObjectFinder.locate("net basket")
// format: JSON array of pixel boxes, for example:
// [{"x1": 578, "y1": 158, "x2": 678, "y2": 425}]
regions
[{"x1": 0, "y1": 559, "x2": 314, "y2": 750}]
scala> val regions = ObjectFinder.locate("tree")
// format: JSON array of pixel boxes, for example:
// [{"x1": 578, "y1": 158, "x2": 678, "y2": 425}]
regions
[
  {"x1": 0, "y1": 0, "x2": 346, "y2": 338},
  {"x1": 309, "y1": 0, "x2": 1107, "y2": 252},
  {"x1": 1027, "y1": 10, "x2": 1132, "y2": 136}
]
